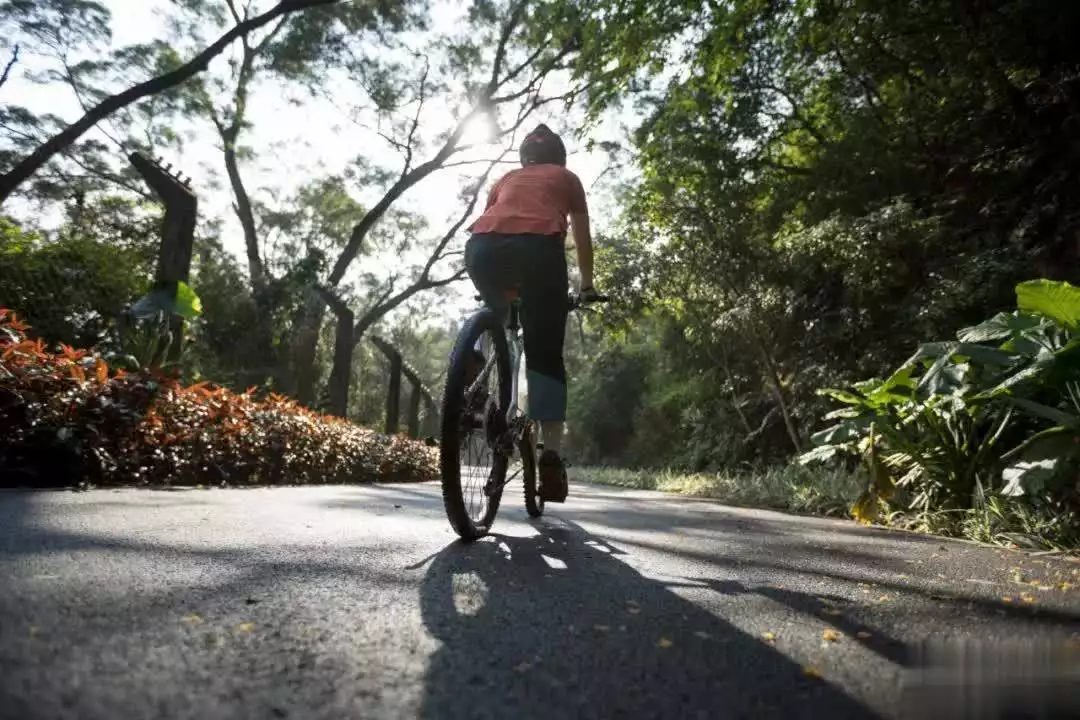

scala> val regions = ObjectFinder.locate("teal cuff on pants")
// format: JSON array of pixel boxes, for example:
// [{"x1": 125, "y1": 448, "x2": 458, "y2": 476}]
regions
[{"x1": 526, "y1": 369, "x2": 566, "y2": 421}]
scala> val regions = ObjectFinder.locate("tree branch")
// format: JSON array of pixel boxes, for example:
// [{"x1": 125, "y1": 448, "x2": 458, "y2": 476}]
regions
[
  {"x1": 762, "y1": 82, "x2": 828, "y2": 146},
  {"x1": 352, "y1": 268, "x2": 467, "y2": 341},
  {"x1": 217, "y1": 45, "x2": 264, "y2": 284},
  {"x1": 225, "y1": 0, "x2": 244, "y2": 26},
  {"x1": 0, "y1": 44, "x2": 19, "y2": 90},
  {"x1": 0, "y1": 0, "x2": 340, "y2": 205},
  {"x1": 418, "y1": 150, "x2": 510, "y2": 281},
  {"x1": 399, "y1": 54, "x2": 430, "y2": 177},
  {"x1": 486, "y1": 0, "x2": 528, "y2": 96}
]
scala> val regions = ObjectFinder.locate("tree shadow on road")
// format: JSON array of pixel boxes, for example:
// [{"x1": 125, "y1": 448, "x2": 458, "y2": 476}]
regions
[{"x1": 416, "y1": 516, "x2": 879, "y2": 720}]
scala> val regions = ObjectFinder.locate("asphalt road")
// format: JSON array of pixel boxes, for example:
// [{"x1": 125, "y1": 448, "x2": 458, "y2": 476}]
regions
[{"x1": 1, "y1": 481, "x2": 1079, "y2": 720}]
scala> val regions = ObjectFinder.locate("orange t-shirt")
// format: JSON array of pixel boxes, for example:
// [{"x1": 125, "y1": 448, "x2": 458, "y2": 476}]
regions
[{"x1": 468, "y1": 164, "x2": 588, "y2": 236}]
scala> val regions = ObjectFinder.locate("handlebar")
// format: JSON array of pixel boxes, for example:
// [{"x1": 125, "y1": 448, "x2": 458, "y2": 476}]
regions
[
  {"x1": 471, "y1": 291, "x2": 611, "y2": 311},
  {"x1": 567, "y1": 291, "x2": 610, "y2": 311}
]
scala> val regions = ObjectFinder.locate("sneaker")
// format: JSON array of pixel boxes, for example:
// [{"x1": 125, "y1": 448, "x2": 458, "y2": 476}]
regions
[{"x1": 538, "y1": 449, "x2": 569, "y2": 503}]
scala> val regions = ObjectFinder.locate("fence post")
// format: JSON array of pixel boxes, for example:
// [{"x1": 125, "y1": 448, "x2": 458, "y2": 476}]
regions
[
  {"x1": 385, "y1": 346, "x2": 402, "y2": 435},
  {"x1": 370, "y1": 335, "x2": 437, "y2": 438},
  {"x1": 129, "y1": 151, "x2": 197, "y2": 363}
]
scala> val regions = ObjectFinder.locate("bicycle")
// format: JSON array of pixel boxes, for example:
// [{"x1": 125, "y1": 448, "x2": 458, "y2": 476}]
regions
[{"x1": 438, "y1": 288, "x2": 608, "y2": 541}]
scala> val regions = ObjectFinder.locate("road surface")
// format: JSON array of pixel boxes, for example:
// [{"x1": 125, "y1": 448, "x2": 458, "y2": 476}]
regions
[{"x1": 1, "y1": 481, "x2": 1078, "y2": 719}]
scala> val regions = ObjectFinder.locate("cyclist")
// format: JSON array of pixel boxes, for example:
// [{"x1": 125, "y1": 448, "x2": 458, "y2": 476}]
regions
[{"x1": 464, "y1": 123, "x2": 600, "y2": 503}]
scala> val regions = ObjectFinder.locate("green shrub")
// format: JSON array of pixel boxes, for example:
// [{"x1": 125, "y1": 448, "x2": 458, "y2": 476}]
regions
[
  {"x1": 801, "y1": 278, "x2": 1080, "y2": 538},
  {"x1": 0, "y1": 308, "x2": 438, "y2": 488}
]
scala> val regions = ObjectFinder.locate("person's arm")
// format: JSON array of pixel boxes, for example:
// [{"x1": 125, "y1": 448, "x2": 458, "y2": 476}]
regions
[
  {"x1": 565, "y1": 171, "x2": 594, "y2": 290},
  {"x1": 569, "y1": 212, "x2": 593, "y2": 289}
]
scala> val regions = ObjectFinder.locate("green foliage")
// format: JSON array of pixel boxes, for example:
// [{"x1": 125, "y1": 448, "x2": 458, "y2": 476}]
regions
[
  {"x1": 802, "y1": 279, "x2": 1080, "y2": 536},
  {"x1": 564, "y1": 0, "x2": 1080, "y2": 546},
  {"x1": 0, "y1": 309, "x2": 438, "y2": 488},
  {"x1": 0, "y1": 212, "x2": 155, "y2": 348}
]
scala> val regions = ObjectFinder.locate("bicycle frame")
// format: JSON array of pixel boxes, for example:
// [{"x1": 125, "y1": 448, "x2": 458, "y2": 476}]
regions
[
  {"x1": 464, "y1": 300, "x2": 526, "y2": 450},
  {"x1": 462, "y1": 293, "x2": 601, "y2": 458}
]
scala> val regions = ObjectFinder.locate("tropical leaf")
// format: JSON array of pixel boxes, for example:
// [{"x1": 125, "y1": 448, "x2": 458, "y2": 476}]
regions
[
  {"x1": 1015, "y1": 279, "x2": 1080, "y2": 329},
  {"x1": 957, "y1": 311, "x2": 1042, "y2": 343}
]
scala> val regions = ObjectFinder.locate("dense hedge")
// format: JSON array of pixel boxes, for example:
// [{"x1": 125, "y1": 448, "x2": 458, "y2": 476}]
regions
[{"x1": 0, "y1": 309, "x2": 438, "y2": 488}]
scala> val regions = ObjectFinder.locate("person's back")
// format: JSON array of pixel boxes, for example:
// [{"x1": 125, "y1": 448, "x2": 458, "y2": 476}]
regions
[
  {"x1": 470, "y1": 164, "x2": 585, "y2": 237},
  {"x1": 464, "y1": 123, "x2": 600, "y2": 503}
]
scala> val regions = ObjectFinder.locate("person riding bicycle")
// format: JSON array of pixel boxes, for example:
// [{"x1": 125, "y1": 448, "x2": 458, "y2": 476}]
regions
[{"x1": 464, "y1": 123, "x2": 600, "y2": 503}]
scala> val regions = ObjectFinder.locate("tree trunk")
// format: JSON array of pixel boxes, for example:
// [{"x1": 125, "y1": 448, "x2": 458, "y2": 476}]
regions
[
  {"x1": 407, "y1": 381, "x2": 422, "y2": 438},
  {"x1": 711, "y1": 340, "x2": 754, "y2": 434},
  {"x1": 324, "y1": 306, "x2": 354, "y2": 417},
  {"x1": 752, "y1": 340, "x2": 802, "y2": 454},
  {"x1": 0, "y1": 0, "x2": 340, "y2": 205},
  {"x1": 217, "y1": 43, "x2": 264, "y2": 287},
  {"x1": 289, "y1": 297, "x2": 326, "y2": 405}
]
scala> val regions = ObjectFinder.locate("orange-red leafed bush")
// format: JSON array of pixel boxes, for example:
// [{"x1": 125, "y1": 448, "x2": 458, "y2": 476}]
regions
[{"x1": 0, "y1": 309, "x2": 438, "y2": 488}]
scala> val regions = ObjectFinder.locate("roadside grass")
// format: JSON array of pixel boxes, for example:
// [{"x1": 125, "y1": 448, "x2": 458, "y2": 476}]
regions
[
  {"x1": 573, "y1": 464, "x2": 864, "y2": 519},
  {"x1": 575, "y1": 464, "x2": 1080, "y2": 552}
]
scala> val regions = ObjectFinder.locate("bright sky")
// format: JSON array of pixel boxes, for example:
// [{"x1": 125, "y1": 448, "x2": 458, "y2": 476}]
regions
[{"x1": 3, "y1": 0, "x2": 638, "y2": 325}]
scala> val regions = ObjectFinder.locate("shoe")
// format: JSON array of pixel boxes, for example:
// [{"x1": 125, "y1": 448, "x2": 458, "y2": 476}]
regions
[{"x1": 538, "y1": 449, "x2": 568, "y2": 503}]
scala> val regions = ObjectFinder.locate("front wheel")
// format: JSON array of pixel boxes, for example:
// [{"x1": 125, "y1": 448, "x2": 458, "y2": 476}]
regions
[{"x1": 439, "y1": 308, "x2": 512, "y2": 541}]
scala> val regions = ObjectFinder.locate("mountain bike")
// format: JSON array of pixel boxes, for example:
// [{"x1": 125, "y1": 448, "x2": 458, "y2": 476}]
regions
[{"x1": 439, "y1": 288, "x2": 608, "y2": 541}]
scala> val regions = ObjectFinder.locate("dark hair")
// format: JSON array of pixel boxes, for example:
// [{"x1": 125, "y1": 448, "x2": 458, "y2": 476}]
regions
[{"x1": 519, "y1": 123, "x2": 567, "y2": 167}]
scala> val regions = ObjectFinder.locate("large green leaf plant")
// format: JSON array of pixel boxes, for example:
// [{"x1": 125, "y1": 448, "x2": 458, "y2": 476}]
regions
[{"x1": 801, "y1": 279, "x2": 1080, "y2": 523}]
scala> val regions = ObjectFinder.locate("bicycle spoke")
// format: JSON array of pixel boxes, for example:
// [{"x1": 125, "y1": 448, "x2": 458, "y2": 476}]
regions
[{"x1": 458, "y1": 331, "x2": 499, "y2": 525}]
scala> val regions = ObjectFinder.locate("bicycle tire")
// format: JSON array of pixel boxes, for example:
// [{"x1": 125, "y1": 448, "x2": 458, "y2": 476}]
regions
[
  {"x1": 440, "y1": 308, "x2": 512, "y2": 541},
  {"x1": 521, "y1": 424, "x2": 543, "y2": 518}
]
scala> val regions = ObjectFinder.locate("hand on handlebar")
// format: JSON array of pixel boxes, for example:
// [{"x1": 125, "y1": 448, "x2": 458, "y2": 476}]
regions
[
  {"x1": 579, "y1": 286, "x2": 604, "y2": 303},
  {"x1": 572, "y1": 286, "x2": 609, "y2": 308}
]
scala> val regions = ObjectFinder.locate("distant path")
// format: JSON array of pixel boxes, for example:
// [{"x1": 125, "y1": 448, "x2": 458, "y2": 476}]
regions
[{"x1": 1, "y1": 482, "x2": 1078, "y2": 719}]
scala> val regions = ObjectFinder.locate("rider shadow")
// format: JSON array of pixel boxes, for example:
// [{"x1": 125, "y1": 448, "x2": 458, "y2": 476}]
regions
[{"x1": 417, "y1": 517, "x2": 876, "y2": 720}]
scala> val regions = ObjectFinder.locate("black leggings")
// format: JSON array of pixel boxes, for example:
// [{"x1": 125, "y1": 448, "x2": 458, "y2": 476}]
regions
[{"x1": 464, "y1": 232, "x2": 569, "y2": 422}]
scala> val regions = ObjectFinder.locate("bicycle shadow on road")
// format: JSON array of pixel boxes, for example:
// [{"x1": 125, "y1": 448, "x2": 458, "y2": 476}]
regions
[{"x1": 416, "y1": 516, "x2": 877, "y2": 720}]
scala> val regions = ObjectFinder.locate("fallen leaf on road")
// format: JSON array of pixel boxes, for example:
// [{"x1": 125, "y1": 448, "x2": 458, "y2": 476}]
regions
[
  {"x1": 694, "y1": 631, "x2": 711, "y2": 640},
  {"x1": 28, "y1": 626, "x2": 38, "y2": 638},
  {"x1": 803, "y1": 665, "x2": 822, "y2": 678},
  {"x1": 856, "y1": 631, "x2": 872, "y2": 639},
  {"x1": 877, "y1": 595, "x2": 890, "y2": 602},
  {"x1": 182, "y1": 614, "x2": 203, "y2": 625},
  {"x1": 237, "y1": 622, "x2": 255, "y2": 633},
  {"x1": 823, "y1": 629, "x2": 840, "y2": 642},
  {"x1": 763, "y1": 632, "x2": 777, "y2": 642},
  {"x1": 657, "y1": 637, "x2": 674, "y2": 649}
]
